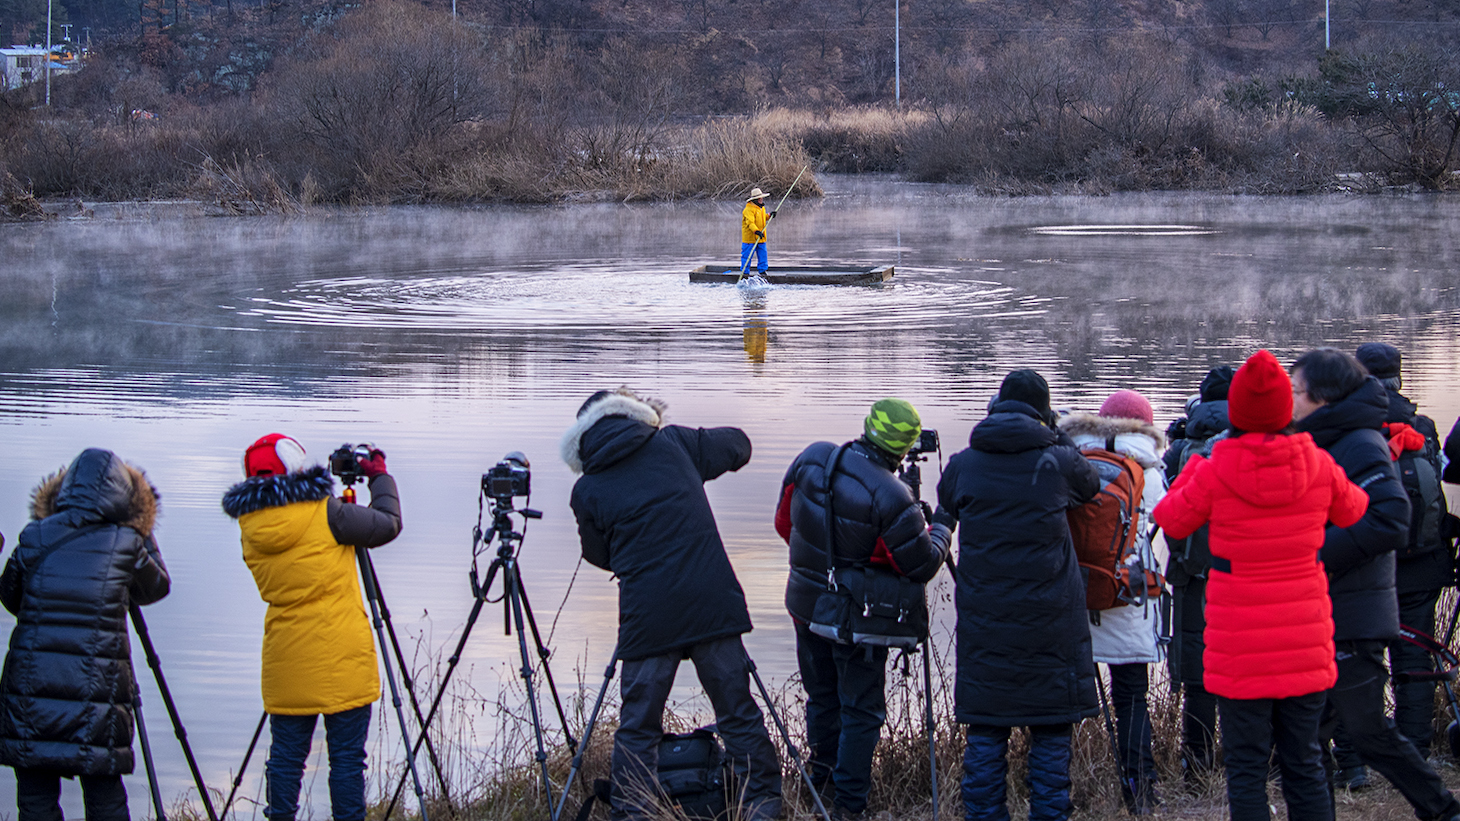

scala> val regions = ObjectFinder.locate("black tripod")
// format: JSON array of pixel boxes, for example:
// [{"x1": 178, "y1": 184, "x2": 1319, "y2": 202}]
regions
[
  {"x1": 384, "y1": 473, "x2": 575, "y2": 821},
  {"x1": 129, "y1": 604, "x2": 220, "y2": 821}
]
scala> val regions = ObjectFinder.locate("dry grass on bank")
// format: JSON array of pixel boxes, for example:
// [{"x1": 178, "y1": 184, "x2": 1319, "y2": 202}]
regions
[{"x1": 271, "y1": 619, "x2": 1460, "y2": 821}]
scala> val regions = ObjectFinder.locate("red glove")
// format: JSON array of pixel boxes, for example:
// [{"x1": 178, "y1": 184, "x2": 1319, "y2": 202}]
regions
[{"x1": 358, "y1": 447, "x2": 388, "y2": 478}]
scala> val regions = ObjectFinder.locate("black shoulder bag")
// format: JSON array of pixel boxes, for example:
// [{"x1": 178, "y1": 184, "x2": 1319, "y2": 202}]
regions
[{"x1": 805, "y1": 444, "x2": 929, "y2": 649}]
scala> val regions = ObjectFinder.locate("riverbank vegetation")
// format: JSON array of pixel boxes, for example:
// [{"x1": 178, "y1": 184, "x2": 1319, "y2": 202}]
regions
[{"x1": 1, "y1": 0, "x2": 1459, "y2": 205}]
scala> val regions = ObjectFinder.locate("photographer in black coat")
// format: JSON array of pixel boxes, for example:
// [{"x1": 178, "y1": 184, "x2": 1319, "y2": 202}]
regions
[
  {"x1": 0, "y1": 448, "x2": 171, "y2": 821},
  {"x1": 1291, "y1": 349, "x2": 1460, "y2": 820},
  {"x1": 776, "y1": 398, "x2": 953, "y2": 818},
  {"x1": 936, "y1": 370, "x2": 1100, "y2": 821},
  {"x1": 563, "y1": 388, "x2": 781, "y2": 821}
]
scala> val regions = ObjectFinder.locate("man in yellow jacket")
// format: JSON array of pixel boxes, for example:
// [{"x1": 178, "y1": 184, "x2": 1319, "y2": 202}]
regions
[
  {"x1": 222, "y1": 434, "x2": 403, "y2": 821},
  {"x1": 741, "y1": 188, "x2": 776, "y2": 275}
]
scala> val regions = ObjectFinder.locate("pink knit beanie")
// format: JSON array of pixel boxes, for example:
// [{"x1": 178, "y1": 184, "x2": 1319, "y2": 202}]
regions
[{"x1": 1099, "y1": 389, "x2": 1154, "y2": 424}]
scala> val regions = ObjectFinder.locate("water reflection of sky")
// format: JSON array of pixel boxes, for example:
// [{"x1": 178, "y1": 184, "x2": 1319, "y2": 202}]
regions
[{"x1": 2, "y1": 179, "x2": 1459, "y2": 818}]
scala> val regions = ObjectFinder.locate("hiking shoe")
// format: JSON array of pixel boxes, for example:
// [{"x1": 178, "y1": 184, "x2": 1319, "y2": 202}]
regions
[
  {"x1": 1121, "y1": 779, "x2": 1161, "y2": 816},
  {"x1": 830, "y1": 804, "x2": 866, "y2": 821},
  {"x1": 1337, "y1": 765, "x2": 1371, "y2": 791}
]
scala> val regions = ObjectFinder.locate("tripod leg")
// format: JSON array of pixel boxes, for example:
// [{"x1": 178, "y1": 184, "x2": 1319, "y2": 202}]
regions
[
  {"x1": 743, "y1": 652, "x2": 832, "y2": 821},
  {"x1": 922, "y1": 640, "x2": 938, "y2": 821},
  {"x1": 357, "y1": 548, "x2": 431, "y2": 821},
  {"x1": 135, "y1": 685, "x2": 168, "y2": 821},
  {"x1": 553, "y1": 651, "x2": 619, "y2": 821},
  {"x1": 384, "y1": 590, "x2": 488, "y2": 821},
  {"x1": 130, "y1": 605, "x2": 221, "y2": 821},
  {"x1": 506, "y1": 564, "x2": 559, "y2": 821},
  {"x1": 222, "y1": 711, "x2": 268, "y2": 820},
  {"x1": 516, "y1": 578, "x2": 578, "y2": 754},
  {"x1": 361, "y1": 551, "x2": 455, "y2": 808}
]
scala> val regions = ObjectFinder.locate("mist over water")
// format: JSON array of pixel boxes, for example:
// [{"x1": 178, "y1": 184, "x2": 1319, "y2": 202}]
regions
[{"x1": 2, "y1": 177, "x2": 1459, "y2": 818}]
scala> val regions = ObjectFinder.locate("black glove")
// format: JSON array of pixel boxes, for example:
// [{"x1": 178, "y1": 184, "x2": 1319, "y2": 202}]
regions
[
  {"x1": 769, "y1": 210, "x2": 778, "y2": 219},
  {"x1": 755, "y1": 230, "x2": 765, "y2": 239},
  {"x1": 918, "y1": 500, "x2": 934, "y2": 523},
  {"x1": 932, "y1": 509, "x2": 959, "y2": 531}
]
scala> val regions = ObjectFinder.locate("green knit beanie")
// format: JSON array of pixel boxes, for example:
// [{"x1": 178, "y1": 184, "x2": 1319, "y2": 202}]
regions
[{"x1": 863, "y1": 398, "x2": 922, "y2": 457}]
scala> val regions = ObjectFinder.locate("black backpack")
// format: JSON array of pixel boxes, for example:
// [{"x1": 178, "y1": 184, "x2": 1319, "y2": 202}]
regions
[
  {"x1": 1390, "y1": 423, "x2": 1450, "y2": 561},
  {"x1": 1165, "y1": 432, "x2": 1225, "y2": 584}
]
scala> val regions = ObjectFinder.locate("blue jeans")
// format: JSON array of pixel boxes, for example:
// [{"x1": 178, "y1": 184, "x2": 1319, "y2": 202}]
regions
[
  {"x1": 795, "y1": 621, "x2": 888, "y2": 813},
  {"x1": 265, "y1": 705, "x2": 371, "y2": 821},
  {"x1": 740, "y1": 242, "x2": 767, "y2": 273},
  {"x1": 962, "y1": 724, "x2": 1072, "y2": 821}
]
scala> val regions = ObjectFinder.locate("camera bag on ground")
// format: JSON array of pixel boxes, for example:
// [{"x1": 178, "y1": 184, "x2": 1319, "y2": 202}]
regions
[
  {"x1": 580, "y1": 727, "x2": 731, "y2": 821},
  {"x1": 1068, "y1": 437, "x2": 1161, "y2": 611},
  {"x1": 806, "y1": 443, "x2": 929, "y2": 650}
]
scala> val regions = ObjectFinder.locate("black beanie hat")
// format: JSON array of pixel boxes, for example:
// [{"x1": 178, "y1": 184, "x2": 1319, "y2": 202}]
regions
[
  {"x1": 1199, "y1": 365, "x2": 1235, "y2": 402},
  {"x1": 998, "y1": 369, "x2": 1051, "y2": 415},
  {"x1": 1355, "y1": 342, "x2": 1401, "y2": 379}
]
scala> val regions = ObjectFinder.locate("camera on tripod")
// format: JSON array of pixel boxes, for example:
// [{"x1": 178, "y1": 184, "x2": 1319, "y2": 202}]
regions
[
  {"x1": 906, "y1": 429, "x2": 939, "y2": 459},
  {"x1": 329, "y1": 444, "x2": 373, "y2": 485},
  {"x1": 482, "y1": 452, "x2": 531, "y2": 503}
]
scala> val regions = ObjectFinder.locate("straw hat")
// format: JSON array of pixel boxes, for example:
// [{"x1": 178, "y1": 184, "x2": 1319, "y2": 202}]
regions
[{"x1": 746, "y1": 188, "x2": 768, "y2": 201}]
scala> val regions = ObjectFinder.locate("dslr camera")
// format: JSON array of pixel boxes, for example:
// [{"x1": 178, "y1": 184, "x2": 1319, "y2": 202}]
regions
[
  {"x1": 329, "y1": 444, "x2": 372, "y2": 485},
  {"x1": 906, "y1": 429, "x2": 939, "y2": 458},
  {"x1": 483, "y1": 452, "x2": 531, "y2": 503}
]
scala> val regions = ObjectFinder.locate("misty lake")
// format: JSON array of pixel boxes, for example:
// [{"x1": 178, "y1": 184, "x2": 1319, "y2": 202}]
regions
[{"x1": 2, "y1": 176, "x2": 1459, "y2": 819}]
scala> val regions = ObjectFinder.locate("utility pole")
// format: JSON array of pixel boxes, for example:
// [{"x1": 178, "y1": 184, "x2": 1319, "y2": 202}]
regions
[
  {"x1": 45, "y1": 0, "x2": 52, "y2": 106},
  {"x1": 1325, "y1": 0, "x2": 1330, "y2": 49},
  {"x1": 894, "y1": 0, "x2": 900, "y2": 107}
]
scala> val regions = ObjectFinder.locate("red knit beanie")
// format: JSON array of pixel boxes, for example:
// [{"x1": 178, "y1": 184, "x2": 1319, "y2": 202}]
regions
[
  {"x1": 1228, "y1": 350, "x2": 1293, "y2": 433},
  {"x1": 243, "y1": 433, "x2": 308, "y2": 477},
  {"x1": 1099, "y1": 389, "x2": 1153, "y2": 424}
]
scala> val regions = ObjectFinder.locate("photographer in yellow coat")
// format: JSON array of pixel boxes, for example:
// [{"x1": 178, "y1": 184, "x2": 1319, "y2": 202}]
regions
[{"x1": 222, "y1": 434, "x2": 402, "y2": 821}]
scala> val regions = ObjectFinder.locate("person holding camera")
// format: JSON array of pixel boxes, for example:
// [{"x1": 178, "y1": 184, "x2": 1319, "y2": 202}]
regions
[
  {"x1": 775, "y1": 398, "x2": 953, "y2": 821},
  {"x1": 222, "y1": 434, "x2": 401, "y2": 821},
  {"x1": 936, "y1": 370, "x2": 1101, "y2": 821},
  {"x1": 0, "y1": 448, "x2": 171, "y2": 821},
  {"x1": 562, "y1": 388, "x2": 782, "y2": 821}
]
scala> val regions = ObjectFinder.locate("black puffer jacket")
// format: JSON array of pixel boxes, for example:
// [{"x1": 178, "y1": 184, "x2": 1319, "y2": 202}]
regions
[
  {"x1": 0, "y1": 449, "x2": 171, "y2": 775},
  {"x1": 936, "y1": 401, "x2": 1101, "y2": 727},
  {"x1": 564, "y1": 391, "x2": 754, "y2": 662},
  {"x1": 777, "y1": 438, "x2": 950, "y2": 624},
  {"x1": 1297, "y1": 377, "x2": 1409, "y2": 642}
]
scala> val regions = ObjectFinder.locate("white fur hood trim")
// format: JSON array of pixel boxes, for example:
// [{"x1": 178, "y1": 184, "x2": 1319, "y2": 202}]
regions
[
  {"x1": 1060, "y1": 412, "x2": 1166, "y2": 469},
  {"x1": 560, "y1": 389, "x2": 668, "y2": 475}
]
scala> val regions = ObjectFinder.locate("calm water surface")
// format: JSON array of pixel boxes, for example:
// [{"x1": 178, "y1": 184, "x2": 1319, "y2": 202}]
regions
[{"x1": 2, "y1": 177, "x2": 1459, "y2": 818}]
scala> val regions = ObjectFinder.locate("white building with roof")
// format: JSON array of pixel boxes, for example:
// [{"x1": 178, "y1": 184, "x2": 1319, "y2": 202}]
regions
[{"x1": 1, "y1": 46, "x2": 74, "y2": 91}]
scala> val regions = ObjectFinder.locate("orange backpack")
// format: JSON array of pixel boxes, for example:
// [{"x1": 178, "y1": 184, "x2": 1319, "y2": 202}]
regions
[{"x1": 1067, "y1": 439, "x2": 1161, "y2": 611}]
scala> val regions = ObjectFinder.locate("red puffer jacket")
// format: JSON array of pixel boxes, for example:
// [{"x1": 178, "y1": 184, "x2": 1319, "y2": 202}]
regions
[{"x1": 1153, "y1": 431, "x2": 1368, "y2": 700}]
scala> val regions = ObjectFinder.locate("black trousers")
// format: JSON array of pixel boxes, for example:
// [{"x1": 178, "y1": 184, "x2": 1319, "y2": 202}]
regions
[
  {"x1": 1218, "y1": 691, "x2": 1330, "y2": 821},
  {"x1": 14, "y1": 768, "x2": 129, "y2": 821},
  {"x1": 1391, "y1": 588, "x2": 1444, "y2": 753},
  {"x1": 795, "y1": 621, "x2": 888, "y2": 814},
  {"x1": 611, "y1": 636, "x2": 783, "y2": 821},
  {"x1": 1108, "y1": 663, "x2": 1158, "y2": 787},
  {"x1": 1322, "y1": 640, "x2": 1460, "y2": 819}
]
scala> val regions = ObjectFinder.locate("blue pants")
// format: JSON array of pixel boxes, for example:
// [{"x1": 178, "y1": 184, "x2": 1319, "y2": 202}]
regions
[
  {"x1": 264, "y1": 704, "x2": 371, "y2": 821},
  {"x1": 962, "y1": 724, "x2": 1073, "y2": 821},
  {"x1": 795, "y1": 621, "x2": 888, "y2": 813},
  {"x1": 740, "y1": 242, "x2": 767, "y2": 274}
]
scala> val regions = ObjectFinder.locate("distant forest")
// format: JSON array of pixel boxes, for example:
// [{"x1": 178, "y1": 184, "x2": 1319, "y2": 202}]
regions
[{"x1": 2, "y1": 0, "x2": 1459, "y2": 205}]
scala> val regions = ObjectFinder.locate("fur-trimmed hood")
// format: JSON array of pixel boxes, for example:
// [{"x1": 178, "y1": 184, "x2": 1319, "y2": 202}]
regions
[
  {"x1": 1060, "y1": 412, "x2": 1167, "y2": 469},
  {"x1": 30, "y1": 449, "x2": 159, "y2": 537},
  {"x1": 560, "y1": 388, "x2": 668, "y2": 474},
  {"x1": 221, "y1": 465, "x2": 335, "y2": 519}
]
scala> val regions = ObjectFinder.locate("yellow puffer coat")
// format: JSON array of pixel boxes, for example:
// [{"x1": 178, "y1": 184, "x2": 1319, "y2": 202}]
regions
[
  {"x1": 241, "y1": 498, "x2": 378, "y2": 714},
  {"x1": 224, "y1": 467, "x2": 402, "y2": 716},
  {"x1": 741, "y1": 201, "x2": 768, "y2": 243}
]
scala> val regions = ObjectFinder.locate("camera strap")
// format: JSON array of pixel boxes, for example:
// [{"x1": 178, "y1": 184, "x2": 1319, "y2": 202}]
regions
[{"x1": 822, "y1": 443, "x2": 850, "y2": 590}]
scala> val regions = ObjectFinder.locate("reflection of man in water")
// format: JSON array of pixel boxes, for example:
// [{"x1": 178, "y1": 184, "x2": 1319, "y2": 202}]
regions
[{"x1": 741, "y1": 188, "x2": 774, "y2": 275}]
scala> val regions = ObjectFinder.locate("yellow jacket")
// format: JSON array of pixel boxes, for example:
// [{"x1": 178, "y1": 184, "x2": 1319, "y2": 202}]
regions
[
  {"x1": 225, "y1": 468, "x2": 402, "y2": 715},
  {"x1": 741, "y1": 201, "x2": 768, "y2": 244}
]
